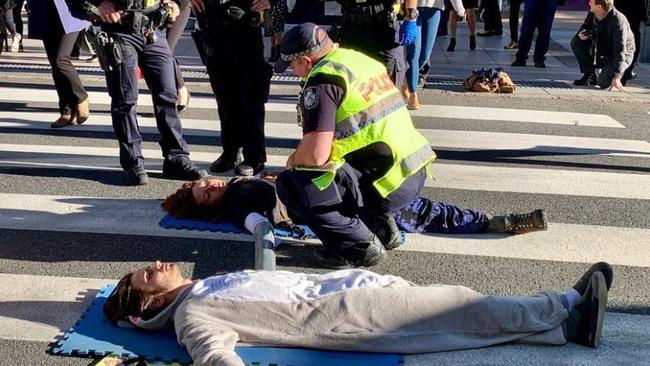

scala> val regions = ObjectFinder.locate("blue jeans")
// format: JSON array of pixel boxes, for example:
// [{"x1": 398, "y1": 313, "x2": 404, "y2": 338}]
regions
[
  {"x1": 515, "y1": 0, "x2": 558, "y2": 63},
  {"x1": 405, "y1": 7, "x2": 441, "y2": 93}
]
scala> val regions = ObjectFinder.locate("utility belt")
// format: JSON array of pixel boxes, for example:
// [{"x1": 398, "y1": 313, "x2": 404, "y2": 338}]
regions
[
  {"x1": 203, "y1": 0, "x2": 266, "y2": 29},
  {"x1": 86, "y1": 26, "x2": 124, "y2": 71},
  {"x1": 341, "y1": 2, "x2": 399, "y2": 25}
]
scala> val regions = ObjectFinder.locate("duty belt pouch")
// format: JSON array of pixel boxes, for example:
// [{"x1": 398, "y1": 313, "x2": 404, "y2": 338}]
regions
[{"x1": 288, "y1": 171, "x2": 344, "y2": 208}]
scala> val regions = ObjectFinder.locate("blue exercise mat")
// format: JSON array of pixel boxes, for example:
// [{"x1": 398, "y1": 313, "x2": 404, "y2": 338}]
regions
[
  {"x1": 159, "y1": 214, "x2": 407, "y2": 243},
  {"x1": 158, "y1": 214, "x2": 317, "y2": 239},
  {"x1": 51, "y1": 284, "x2": 404, "y2": 366}
]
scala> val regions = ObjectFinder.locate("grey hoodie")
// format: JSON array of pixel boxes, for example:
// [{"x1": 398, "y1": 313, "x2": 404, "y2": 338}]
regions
[{"x1": 142, "y1": 269, "x2": 568, "y2": 366}]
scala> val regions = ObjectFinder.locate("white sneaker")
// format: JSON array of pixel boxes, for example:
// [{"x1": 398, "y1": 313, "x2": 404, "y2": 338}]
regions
[{"x1": 10, "y1": 34, "x2": 21, "y2": 53}]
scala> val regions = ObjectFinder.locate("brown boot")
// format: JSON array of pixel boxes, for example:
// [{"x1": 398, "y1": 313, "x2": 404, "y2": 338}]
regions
[
  {"x1": 488, "y1": 209, "x2": 548, "y2": 235},
  {"x1": 75, "y1": 98, "x2": 90, "y2": 124},
  {"x1": 51, "y1": 113, "x2": 73, "y2": 128}
]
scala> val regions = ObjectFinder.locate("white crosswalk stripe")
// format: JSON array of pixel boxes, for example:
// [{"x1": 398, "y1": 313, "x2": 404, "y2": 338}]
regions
[{"x1": 1, "y1": 74, "x2": 649, "y2": 365}]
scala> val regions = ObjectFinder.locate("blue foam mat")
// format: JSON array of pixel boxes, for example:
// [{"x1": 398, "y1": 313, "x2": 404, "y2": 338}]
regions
[
  {"x1": 159, "y1": 214, "x2": 317, "y2": 239},
  {"x1": 159, "y1": 214, "x2": 406, "y2": 243},
  {"x1": 52, "y1": 285, "x2": 404, "y2": 366}
]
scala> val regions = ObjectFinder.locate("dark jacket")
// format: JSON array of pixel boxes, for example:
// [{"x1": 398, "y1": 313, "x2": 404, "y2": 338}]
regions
[
  {"x1": 579, "y1": 8, "x2": 636, "y2": 74},
  {"x1": 27, "y1": 0, "x2": 90, "y2": 39}
]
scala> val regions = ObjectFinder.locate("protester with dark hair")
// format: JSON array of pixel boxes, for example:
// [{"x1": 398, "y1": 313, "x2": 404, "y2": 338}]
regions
[
  {"x1": 571, "y1": 0, "x2": 635, "y2": 91},
  {"x1": 27, "y1": 0, "x2": 91, "y2": 128},
  {"x1": 162, "y1": 175, "x2": 548, "y2": 239},
  {"x1": 103, "y1": 260, "x2": 613, "y2": 366}
]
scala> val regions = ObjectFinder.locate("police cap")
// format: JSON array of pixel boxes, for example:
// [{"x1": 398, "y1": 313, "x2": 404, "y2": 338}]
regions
[{"x1": 274, "y1": 23, "x2": 329, "y2": 74}]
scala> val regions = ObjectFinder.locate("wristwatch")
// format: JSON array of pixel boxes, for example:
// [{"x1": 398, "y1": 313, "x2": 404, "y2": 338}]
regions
[{"x1": 404, "y1": 8, "x2": 419, "y2": 20}]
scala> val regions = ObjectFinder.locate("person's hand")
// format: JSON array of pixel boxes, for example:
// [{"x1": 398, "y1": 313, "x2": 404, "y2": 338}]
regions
[
  {"x1": 399, "y1": 19, "x2": 417, "y2": 45},
  {"x1": 578, "y1": 30, "x2": 589, "y2": 41},
  {"x1": 251, "y1": 0, "x2": 271, "y2": 12},
  {"x1": 455, "y1": 8, "x2": 465, "y2": 17},
  {"x1": 285, "y1": 153, "x2": 295, "y2": 170},
  {"x1": 608, "y1": 75, "x2": 626, "y2": 92},
  {"x1": 191, "y1": 0, "x2": 206, "y2": 14},
  {"x1": 98, "y1": 0, "x2": 123, "y2": 24},
  {"x1": 162, "y1": 0, "x2": 180, "y2": 22}
]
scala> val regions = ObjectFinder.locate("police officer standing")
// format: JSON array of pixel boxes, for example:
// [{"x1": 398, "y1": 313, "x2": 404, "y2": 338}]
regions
[
  {"x1": 191, "y1": 0, "x2": 273, "y2": 176},
  {"x1": 335, "y1": 0, "x2": 419, "y2": 89},
  {"x1": 72, "y1": 0, "x2": 207, "y2": 185},
  {"x1": 274, "y1": 24, "x2": 436, "y2": 269}
]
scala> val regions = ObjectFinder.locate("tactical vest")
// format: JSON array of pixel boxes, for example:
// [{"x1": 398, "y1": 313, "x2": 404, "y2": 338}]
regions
[{"x1": 300, "y1": 47, "x2": 436, "y2": 198}]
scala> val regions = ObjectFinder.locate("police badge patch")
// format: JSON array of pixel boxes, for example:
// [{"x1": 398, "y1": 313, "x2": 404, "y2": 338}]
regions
[{"x1": 302, "y1": 87, "x2": 319, "y2": 109}]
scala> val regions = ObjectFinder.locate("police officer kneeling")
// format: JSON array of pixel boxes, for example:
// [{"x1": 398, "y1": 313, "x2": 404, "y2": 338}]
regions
[
  {"x1": 73, "y1": 0, "x2": 206, "y2": 185},
  {"x1": 274, "y1": 24, "x2": 435, "y2": 269}
]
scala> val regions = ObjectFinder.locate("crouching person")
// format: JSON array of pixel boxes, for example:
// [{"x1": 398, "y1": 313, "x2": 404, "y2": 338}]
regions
[
  {"x1": 272, "y1": 23, "x2": 436, "y2": 269},
  {"x1": 104, "y1": 262, "x2": 613, "y2": 366},
  {"x1": 571, "y1": 0, "x2": 635, "y2": 91}
]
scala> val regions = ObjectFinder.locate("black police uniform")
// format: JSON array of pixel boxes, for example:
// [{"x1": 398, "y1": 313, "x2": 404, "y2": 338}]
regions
[
  {"x1": 72, "y1": 0, "x2": 203, "y2": 183},
  {"x1": 336, "y1": 0, "x2": 406, "y2": 89},
  {"x1": 199, "y1": 0, "x2": 273, "y2": 173}
]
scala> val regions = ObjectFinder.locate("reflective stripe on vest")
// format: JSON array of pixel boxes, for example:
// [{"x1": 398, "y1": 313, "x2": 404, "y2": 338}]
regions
[{"x1": 335, "y1": 93, "x2": 405, "y2": 140}]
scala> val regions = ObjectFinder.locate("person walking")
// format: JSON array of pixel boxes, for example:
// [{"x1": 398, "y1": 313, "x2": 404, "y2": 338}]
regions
[
  {"x1": 477, "y1": 0, "x2": 502, "y2": 37},
  {"x1": 511, "y1": 0, "x2": 565, "y2": 68},
  {"x1": 403, "y1": 0, "x2": 464, "y2": 109},
  {"x1": 446, "y1": 0, "x2": 477, "y2": 51},
  {"x1": 27, "y1": 0, "x2": 91, "y2": 128},
  {"x1": 165, "y1": 2, "x2": 192, "y2": 113},
  {"x1": 504, "y1": 0, "x2": 522, "y2": 49},
  {"x1": 10, "y1": 0, "x2": 22, "y2": 51}
]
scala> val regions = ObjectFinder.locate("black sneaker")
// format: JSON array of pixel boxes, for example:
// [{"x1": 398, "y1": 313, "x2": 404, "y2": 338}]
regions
[
  {"x1": 124, "y1": 167, "x2": 149, "y2": 186},
  {"x1": 534, "y1": 61, "x2": 546, "y2": 68},
  {"x1": 488, "y1": 209, "x2": 547, "y2": 234},
  {"x1": 363, "y1": 214, "x2": 403, "y2": 250},
  {"x1": 511, "y1": 59, "x2": 526, "y2": 67},
  {"x1": 573, "y1": 262, "x2": 613, "y2": 295},
  {"x1": 573, "y1": 73, "x2": 597, "y2": 86},
  {"x1": 565, "y1": 271, "x2": 609, "y2": 348},
  {"x1": 162, "y1": 162, "x2": 208, "y2": 181},
  {"x1": 209, "y1": 154, "x2": 236, "y2": 174},
  {"x1": 235, "y1": 162, "x2": 265, "y2": 176},
  {"x1": 312, "y1": 241, "x2": 386, "y2": 270}
]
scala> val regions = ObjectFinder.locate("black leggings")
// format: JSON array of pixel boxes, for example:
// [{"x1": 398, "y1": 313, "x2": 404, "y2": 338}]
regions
[
  {"x1": 165, "y1": 4, "x2": 190, "y2": 89},
  {"x1": 12, "y1": 0, "x2": 24, "y2": 36}
]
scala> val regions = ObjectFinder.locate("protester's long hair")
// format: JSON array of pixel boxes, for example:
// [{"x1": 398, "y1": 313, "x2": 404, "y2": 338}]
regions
[{"x1": 161, "y1": 179, "x2": 226, "y2": 222}]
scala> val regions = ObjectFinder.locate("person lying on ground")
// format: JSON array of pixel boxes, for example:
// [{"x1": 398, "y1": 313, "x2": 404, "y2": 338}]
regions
[
  {"x1": 104, "y1": 261, "x2": 613, "y2": 366},
  {"x1": 161, "y1": 175, "x2": 548, "y2": 243}
]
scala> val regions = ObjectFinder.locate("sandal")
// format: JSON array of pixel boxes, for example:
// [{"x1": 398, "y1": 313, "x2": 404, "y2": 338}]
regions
[{"x1": 504, "y1": 41, "x2": 518, "y2": 50}]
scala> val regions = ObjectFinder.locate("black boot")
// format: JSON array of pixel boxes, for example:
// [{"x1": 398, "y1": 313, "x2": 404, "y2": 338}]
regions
[
  {"x1": 446, "y1": 38, "x2": 456, "y2": 52},
  {"x1": 312, "y1": 239, "x2": 386, "y2": 269},
  {"x1": 469, "y1": 35, "x2": 476, "y2": 50},
  {"x1": 573, "y1": 72, "x2": 597, "y2": 86},
  {"x1": 362, "y1": 213, "x2": 403, "y2": 250},
  {"x1": 268, "y1": 46, "x2": 280, "y2": 62}
]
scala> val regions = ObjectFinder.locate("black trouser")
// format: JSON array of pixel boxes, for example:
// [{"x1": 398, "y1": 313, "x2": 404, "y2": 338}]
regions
[
  {"x1": 166, "y1": 4, "x2": 190, "y2": 90},
  {"x1": 12, "y1": 0, "x2": 23, "y2": 36},
  {"x1": 105, "y1": 30, "x2": 191, "y2": 170},
  {"x1": 508, "y1": 0, "x2": 522, "y2": 42},
  {"x1": 204, "y1": 23, "x2": 271, "y2": 165},
  {"x1": 482, "y1": 0, "x2": 502, "y2": 33},
  {"x1": 277, "y1": 164, "x2": 426, "y2": 254},
  {"x1": 570, "y1": 34, "x2": 622, "y2": 89},
  {"x1": 627, "y1": 19, "x2": 641, "y2": 70},
  {"x1": 42, "y1": 3, "x2": 88, "y2": 115}
]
